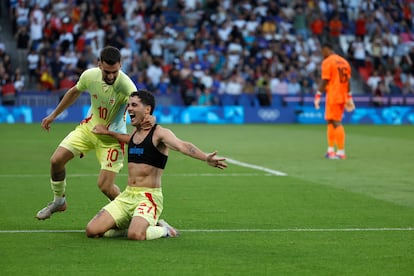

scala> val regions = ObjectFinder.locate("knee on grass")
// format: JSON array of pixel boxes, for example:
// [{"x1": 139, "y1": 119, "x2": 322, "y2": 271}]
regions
[{"x1": 127, "y1": 229, "x2": 146, "y2": 241}]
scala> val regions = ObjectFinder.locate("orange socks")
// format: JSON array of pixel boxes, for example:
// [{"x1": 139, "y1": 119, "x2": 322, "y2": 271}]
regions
[
  {"x1": 335, "y1": 125, "x2": 345, "y2": 151},
  {"x1": 327, "y1": 124, "x2": 346, "y2": 152},
  {"x1": 327, "y1": 124, "x2": 335, "y2": 148}
]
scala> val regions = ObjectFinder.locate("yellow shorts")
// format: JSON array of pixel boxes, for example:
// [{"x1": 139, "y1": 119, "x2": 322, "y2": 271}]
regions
[
  {"x1": 103, "y1": 186, "x2": 164, "y2": 229},
  {"x1": 59, "y1": 124, "x2": 125, "y2": 173}
]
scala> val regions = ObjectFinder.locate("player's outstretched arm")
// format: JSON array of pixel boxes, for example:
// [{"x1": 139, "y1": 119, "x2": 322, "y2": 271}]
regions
[
  {"x1": 41, "y1": 86, "x2": 81, "y2": 131},
  {"x1": 159, "y1": 127, "x2": 227, "y2": 169}
]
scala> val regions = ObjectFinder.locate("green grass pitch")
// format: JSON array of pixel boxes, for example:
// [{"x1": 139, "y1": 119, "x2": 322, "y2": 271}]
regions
[{"x1": 0, "y1": 123, "x2": 413, "y2": 275}]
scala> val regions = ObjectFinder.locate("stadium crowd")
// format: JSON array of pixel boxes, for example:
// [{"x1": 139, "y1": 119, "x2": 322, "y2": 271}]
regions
[{"x1": 1, "y1": 0, "x2": 414, "y2": 107}]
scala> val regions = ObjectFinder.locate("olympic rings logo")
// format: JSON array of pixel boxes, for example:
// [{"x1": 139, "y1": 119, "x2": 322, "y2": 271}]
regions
[{"x1": 258, "y1": 109, "x2": 280, "y2": 121}]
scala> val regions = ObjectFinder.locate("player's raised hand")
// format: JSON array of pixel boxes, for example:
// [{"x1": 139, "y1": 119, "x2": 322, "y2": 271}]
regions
[
  {"x1": 41, "y1": 115, "x2": 55, "y2": 131},
  {"x1": 92, "y1": 124, "x2": 109, "y2": 135},
  {"x1": 314, "y1": 98, "x2": 320, "y2": 110},
  {"x1": 345, "y1": 99, "x2": 355, "y2": 112},
  {"x1": 141, "y1": 114, "x2": 156, "y2": 130},
  {"x1": 206, "y1": 151, "x2": 227, "y2": 169}
]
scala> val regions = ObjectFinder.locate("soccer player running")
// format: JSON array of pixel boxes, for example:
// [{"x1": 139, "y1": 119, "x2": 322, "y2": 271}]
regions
[
  {"x1": 314, "y1": 43, "x2": 355, "y2": 159},
  {"x1": 85, "y1": 90, "x2": 227, "y2": 240},
  {"x1": 36, "y1": 46, "x2": 153, "y2": 220}
]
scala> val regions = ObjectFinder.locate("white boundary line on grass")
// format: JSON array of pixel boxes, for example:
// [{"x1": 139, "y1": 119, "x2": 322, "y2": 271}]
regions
[
  {"x1": 0, "y1": 228, "x2": 413, "y2": 234},
  {"x1": 0, "y1": 173, "x2": 270, "y2": 178},
  {"x1": 225, "y1": 158, "x2": 287, "y2": 176},
  {"x1": 0, "y1": 158, "x2": 287, "y2": 178}
]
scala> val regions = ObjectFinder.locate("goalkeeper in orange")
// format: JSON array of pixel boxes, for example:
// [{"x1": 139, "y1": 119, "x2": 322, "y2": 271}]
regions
[{"x1": 314, "y1": 43, "x2": 355, "y2": 159}]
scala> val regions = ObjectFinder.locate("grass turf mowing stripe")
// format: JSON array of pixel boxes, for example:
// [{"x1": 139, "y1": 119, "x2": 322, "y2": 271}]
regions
[
  {"x1": 1, "y1": 228, "x2": 413, "y2": 233},
  {"x1": 0, "y1": 173, "x2": 271, "y2": 178}
]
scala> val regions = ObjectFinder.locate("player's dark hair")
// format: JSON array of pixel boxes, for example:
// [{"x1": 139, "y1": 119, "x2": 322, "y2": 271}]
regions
[
  {"x1": 99, "y1": 46, "x2": 121, "y2": 65},
  {"x1": 131, "y1": 89, "x2": 155, "y2": 114},
  {"x1": 322, "y1": 43, "x2": 333, "y2": 50}
]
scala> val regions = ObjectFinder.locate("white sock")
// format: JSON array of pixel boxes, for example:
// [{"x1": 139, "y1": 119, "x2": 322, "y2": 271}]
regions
[{"x1": 337, "y1": 149, "x2": 345, "y2": 155}]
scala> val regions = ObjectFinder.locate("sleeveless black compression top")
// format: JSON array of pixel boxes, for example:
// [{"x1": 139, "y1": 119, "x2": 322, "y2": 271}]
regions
[{"x1": 128, "y1": 124, "x2": 168, "y2": 169}]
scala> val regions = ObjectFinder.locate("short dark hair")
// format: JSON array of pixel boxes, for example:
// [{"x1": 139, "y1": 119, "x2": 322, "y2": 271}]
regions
[
  {"x1": 322, "y1": 43, "x2": 333, "y2": 50},
  {"x1": 130, "y1": 89, "x2": 155, "y2": 114},
  {"x1": 99, "y1": 46, "x2": 121, "y2": 65}
]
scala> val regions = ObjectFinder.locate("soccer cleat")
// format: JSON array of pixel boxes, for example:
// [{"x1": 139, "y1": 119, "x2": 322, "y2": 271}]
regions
[
  {"x1": 158, "y1": 219, "x2": 179, "y2": 238},
  {"x1": 336, "y1": 153, "x2": 346, "y2": 160},
  {"x1": 325, "y1": 152, "x2": 338, "y2": 159},
  {"x1": 36, "y1": 200, "x2": 67, "y2": 220}
]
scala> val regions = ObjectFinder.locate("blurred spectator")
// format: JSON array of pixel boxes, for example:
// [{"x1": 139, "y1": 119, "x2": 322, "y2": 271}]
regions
[
  {"x1": 15, "y1": 26, "x2": 30, "y2": 74},
  {"x1": 309, "y1": 13, "x2": 325, "y2": 39},
  {"x1": 15, "y1": 1, "x2": 30, "y2": 31},
  {"x1": 75, "y1": 53, "x2": 89, "y2": 78},
  {"x1": 293, "y1": 6, "x2": 309, "y2": 40},
  {"x1": 402, "y1": 73, "x2": 414, "y2": 95},
  {"x1": 196, "y1": 84, "x2": 216, "y2": 106},
  {"x1": 367, "y1": 70, "x2": 382, "y2": 93},
  {"x1": 261, "y1": 17, "x2": 277, "y2": 40},
  {"x1": 372, "y1": 79, "x2": 389, "y2": 106},
  {"x1": 146, "y1": 58, "x2": 163, "y2": 91},
  {"x1": 29, "y1": 3, "x2": 45, "y2": 50},
  {"x1": 301, "y1": 77, "x2": 315, "y2": 95},
  {"x1": 328, "y1": 13, "x2": 343, "y2": 46},
  {"x1": 256, "y1": 73, "x2": 271, "y2": 106},
  {"x1": 351, "y1": 37, "x2": 367, "y2": 69},
  {"x1": 13, "y1": 68, "x2": 25, "y2": 92},
  {"x1": 120, "y1": 43, "x2": 133, "y2": 73},
  {"x1": 287, "y1": 77, "x2": 301, "y2": 95},
  {"x1": 0, "y1": 42, "x2": 5, "y2": 60},
  {"x1": 27, "y1": 48, "x2": 40, "y2": 85},
  {"x1": 2, "y1": 54, "x2": 13, "y2": 76},
  {"x1": 354, "y1": 11, "x2": 367, "y2": 39},
  {"x1": 5, "y1": 0, "x2": 414, "y2": 105},
  {"x1": 369, "y1": 37, "x2": 382, "y2": 69},
  {"x1": 57, "y1": 71, "x2": 76, "y2": 91},
  {"x1": 1, "y1": 75, "x2": 17, "y2": 106},
  {"x1": 222, "y1": 72, "x2": 244, "y2": 96},
  {"x1": 180, "y1": 74, "x2": 196, "y2": 106},
  {"x1": 38, "y1": 55, "x2": 54, "y2": 90}
]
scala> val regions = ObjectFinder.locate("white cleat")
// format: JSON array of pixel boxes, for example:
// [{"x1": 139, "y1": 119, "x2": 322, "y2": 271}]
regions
[
  {"x1": 36, "y1": 201, "x2": 67, "y2": 220},
  {"x1": 158, "y1": 219, "x2": 179, "y2": 237}
]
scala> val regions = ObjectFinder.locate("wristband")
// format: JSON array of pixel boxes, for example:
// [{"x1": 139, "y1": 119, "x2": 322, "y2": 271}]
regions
[
  {"x1": 347, "y1": 92, "x2": 353, "y2": 99},
  {"x1": 315, "y1": 91, "x2": 322, "y2": 100}
]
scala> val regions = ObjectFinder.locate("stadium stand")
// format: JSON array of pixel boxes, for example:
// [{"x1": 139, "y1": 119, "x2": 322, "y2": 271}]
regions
[{"x1": 1, "y1": 0, "x2": 413, "y2": 109}]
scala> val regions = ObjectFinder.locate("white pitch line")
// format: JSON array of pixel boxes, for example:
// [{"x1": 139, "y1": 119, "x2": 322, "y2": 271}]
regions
[
  {"x1": 1, "y1": 228, "x2": 413, "y2": 234},
  {"x1": 0, "y1": 158, "x2": 287, "y2": 178},
  {"x1": 0, "y1": 173, "x2": 266, "y2": 178},
  {"x1": 226, "y1": 158, "x2": 287, "y2": 176}
]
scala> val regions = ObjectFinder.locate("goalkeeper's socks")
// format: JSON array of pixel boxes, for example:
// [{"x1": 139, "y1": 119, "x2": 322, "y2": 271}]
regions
[
  {"x1": 334, "y1": 125, "x2": 345, "y2": 150},
  {"x1": 327, "y1": 124, "x2": 335, "y2": 148},
  {"x1": 337, "y1": 149, "x2": 345, "y2": 155}
]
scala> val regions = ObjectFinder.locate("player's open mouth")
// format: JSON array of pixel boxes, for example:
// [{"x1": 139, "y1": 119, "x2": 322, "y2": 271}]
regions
[{"x1": 129, "y1": 113, "x2": 136, "y2": 121}]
